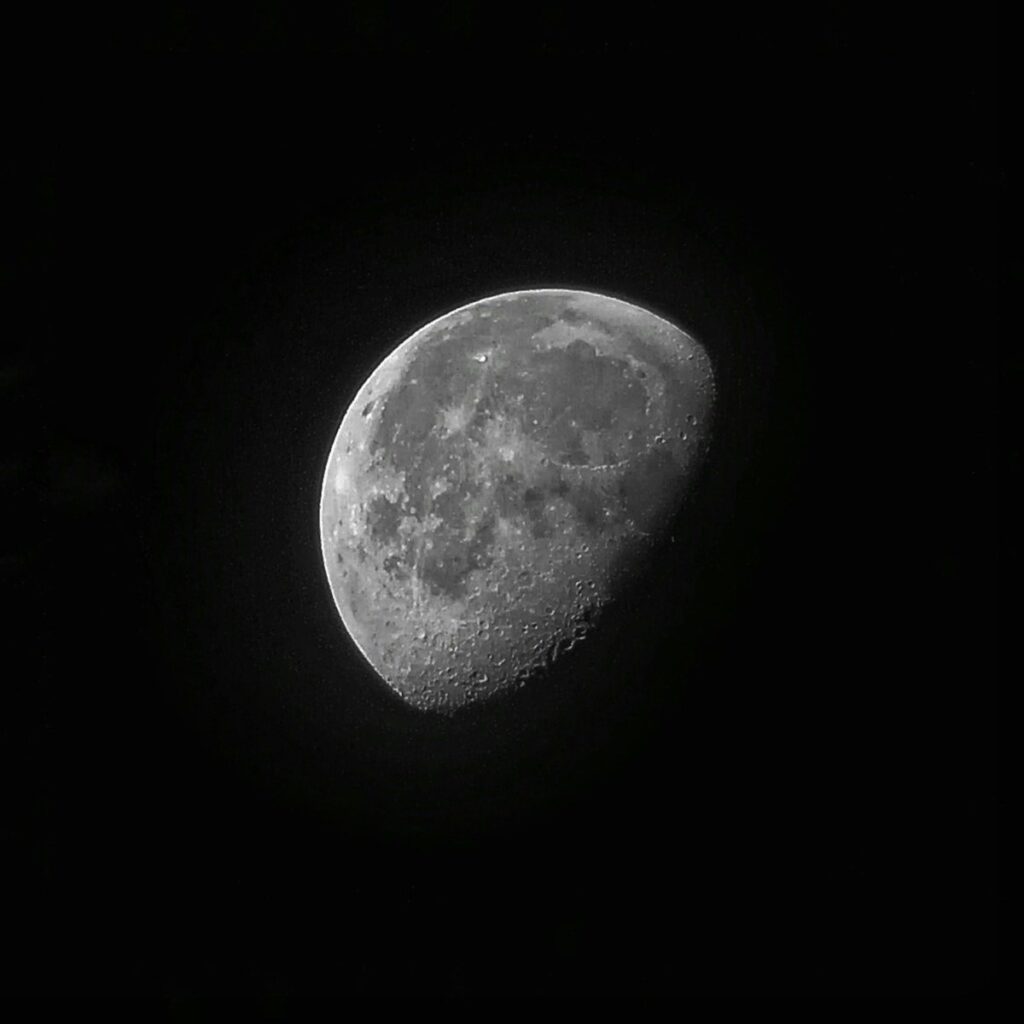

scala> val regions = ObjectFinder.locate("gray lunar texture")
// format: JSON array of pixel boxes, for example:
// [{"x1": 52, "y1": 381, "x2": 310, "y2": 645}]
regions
[{"x1": 319, "y1": 289, "x2": 715, "y2": 712}]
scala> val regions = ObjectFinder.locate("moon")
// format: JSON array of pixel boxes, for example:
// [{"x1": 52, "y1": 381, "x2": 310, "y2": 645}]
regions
[{"x1": 320, "y1": 289, "x2": 715, "y2": 713}]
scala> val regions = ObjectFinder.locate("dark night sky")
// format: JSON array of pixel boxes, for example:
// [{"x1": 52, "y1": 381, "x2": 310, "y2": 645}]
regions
[{"x1": 7, "y1": 5, "x2": 999, "y2": 999}]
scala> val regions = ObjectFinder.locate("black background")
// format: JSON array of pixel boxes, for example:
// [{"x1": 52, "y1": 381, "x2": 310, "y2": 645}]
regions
[{"x1": 8, "y1": 5, "x2": 998, "y2": 998}]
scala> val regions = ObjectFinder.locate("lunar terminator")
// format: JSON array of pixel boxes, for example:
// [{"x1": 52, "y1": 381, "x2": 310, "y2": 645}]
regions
[{"x1": 320, "y1": 289, "x2": 715, "y2": 712}]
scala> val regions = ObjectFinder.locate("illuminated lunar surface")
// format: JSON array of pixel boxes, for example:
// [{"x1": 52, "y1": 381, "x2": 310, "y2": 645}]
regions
[{"x1": 319, "y1": 289, "x2": 715, "y2": 712}]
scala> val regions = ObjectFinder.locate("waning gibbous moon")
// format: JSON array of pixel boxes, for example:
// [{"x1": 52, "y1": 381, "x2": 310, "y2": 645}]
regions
[{"x1": 319, "y1": 289, "x2": 715, "y2": 713}]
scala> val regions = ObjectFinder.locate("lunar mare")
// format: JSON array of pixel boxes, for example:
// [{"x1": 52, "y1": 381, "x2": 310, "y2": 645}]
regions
[{"x1": 319, "y1": 289, "x2": 715, "y2": 712}]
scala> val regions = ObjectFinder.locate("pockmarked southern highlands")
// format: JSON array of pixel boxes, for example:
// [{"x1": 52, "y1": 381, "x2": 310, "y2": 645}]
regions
[{"x1": 320, "y1": 289, "x2": 715, "y2": 712}]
